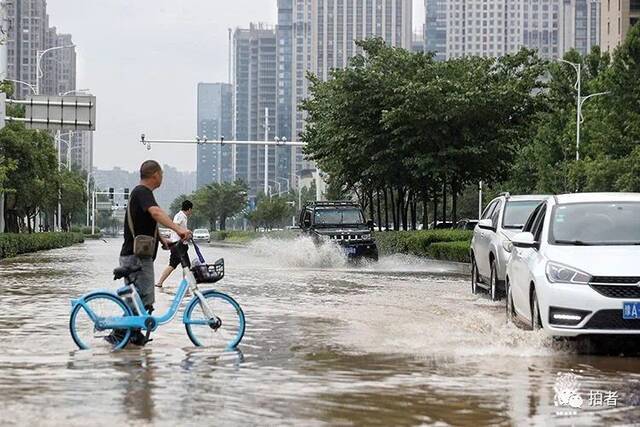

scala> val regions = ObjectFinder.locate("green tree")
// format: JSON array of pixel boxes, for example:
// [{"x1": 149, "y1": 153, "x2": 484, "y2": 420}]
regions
[
  {"x1": 60, "y1": 170, "x2": 87, "y2": 231},
  {"x1": 247, "y1": 195, "x2": 292, "y2": 230},
  {"x1": 0, "y1": 123, "x2": 59, "y2": 232},
  {"x1": 192, "y1": 181, "x2": 248, "y2": 230}
]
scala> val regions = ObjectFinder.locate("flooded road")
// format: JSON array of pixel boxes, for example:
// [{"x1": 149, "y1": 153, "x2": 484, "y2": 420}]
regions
[{"x1": 1, "y1": 238, "x2": 640, "y2": 426}]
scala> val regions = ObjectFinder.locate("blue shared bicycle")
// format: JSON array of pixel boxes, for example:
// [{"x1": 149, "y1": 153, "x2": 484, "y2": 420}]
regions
[{"x1": 69, "y1": 241, "x2": 245, "y2": 351}]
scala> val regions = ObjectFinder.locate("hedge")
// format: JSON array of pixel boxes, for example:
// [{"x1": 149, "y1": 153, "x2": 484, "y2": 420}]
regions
[
  {"x1": 211, "y1": 230, "x2": 298, "y2": 243},
  {"x1": 0, "y1": 232, "x2": 85, "y2": 260},
  {"x1": 425, "y1": 241, "x2": 471, "y2": 263},
  {"x1": 70, "y1": 226, "x2": 96, "y2": 235},
  {"x1": 374, "y1": 230, "x2": 472, "y2": 263}
]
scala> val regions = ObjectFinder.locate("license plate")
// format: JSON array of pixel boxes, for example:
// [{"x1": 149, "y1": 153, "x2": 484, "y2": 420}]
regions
[
  {"x1": 623, "y1": 302, "x2": 640, "y2": 319},
  {"x1": 345, "y1": 247, "x2": 357, "y2": 255}
]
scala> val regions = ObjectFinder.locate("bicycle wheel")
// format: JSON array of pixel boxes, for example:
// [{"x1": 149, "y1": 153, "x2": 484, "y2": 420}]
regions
[
  {"x1": 69, "y1": 292, "x2": 132, "y2": 350},
  {"x1": 184, "y1": 290, "x2": 245, "y2": 349}
]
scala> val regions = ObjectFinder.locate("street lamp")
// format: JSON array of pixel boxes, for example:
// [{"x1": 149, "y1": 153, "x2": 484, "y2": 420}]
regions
[
  {"x1": 5, "y1": 79, "x2": 36, "y2": 94},
  {"x1": 558, "y1": 59, "x2": 610, "y2": 161},
  {"x1": 36, "y1": 45, "x2": 75, "y2": 95},
  {"x1": 60, "y1": 88, "x2": 91, "y2": 96},
  {"x1": 275, "y1": 176, "x2": 290, "y2": 193}
]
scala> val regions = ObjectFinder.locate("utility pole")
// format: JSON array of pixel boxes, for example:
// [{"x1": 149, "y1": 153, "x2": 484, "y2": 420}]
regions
[
  {"x1": 264, "y1": 107, "x2": 269, "y2": 196},
  {"x1": 57, "y1": 130, "x2": 62, "y2": 231}
]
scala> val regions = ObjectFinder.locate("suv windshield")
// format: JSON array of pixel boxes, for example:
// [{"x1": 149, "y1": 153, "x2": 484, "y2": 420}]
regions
[
  {"x1": 550, "y1": 202, "x2": 640, "y2": 245},
  {"x1": 314, "y1": 208, "x2": 363, "y2": 225},
  {"x1": 502, "y1": 200, "x2": 543, "y2": 229}
]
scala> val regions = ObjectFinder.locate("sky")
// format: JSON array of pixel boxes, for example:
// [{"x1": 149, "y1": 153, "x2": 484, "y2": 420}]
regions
[{"x1": 46, "y1": 0, "x2": 426, "y2": 172}]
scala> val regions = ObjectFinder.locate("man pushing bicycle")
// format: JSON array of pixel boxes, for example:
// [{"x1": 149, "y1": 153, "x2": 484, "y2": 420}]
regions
[{"x1": 115, "y1": 160, "x2": 192, "y2": 345}]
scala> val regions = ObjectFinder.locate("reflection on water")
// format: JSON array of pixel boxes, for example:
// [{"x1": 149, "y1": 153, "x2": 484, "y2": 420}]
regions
[{"x1": 1, "y1": 239, "x2": 639, "y2": 425}]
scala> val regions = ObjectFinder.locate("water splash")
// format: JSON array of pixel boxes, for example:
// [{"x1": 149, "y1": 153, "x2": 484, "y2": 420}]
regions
[{"x1": 247, "y1": 236, "x2": 349, "y2": 268}]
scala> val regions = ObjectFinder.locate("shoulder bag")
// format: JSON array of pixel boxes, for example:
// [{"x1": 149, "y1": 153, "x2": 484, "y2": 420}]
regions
[{"x1": 127, "y1": 203, "x2": 158, "y2": 258}]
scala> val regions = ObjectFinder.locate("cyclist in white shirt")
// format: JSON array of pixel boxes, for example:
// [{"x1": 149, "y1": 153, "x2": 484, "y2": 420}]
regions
[{"x1": 155, "y1": 200, "x2": 192, "y2": 288}]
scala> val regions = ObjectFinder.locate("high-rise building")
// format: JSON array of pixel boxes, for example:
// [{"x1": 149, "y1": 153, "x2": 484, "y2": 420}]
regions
[
  {"x1": 426, "y1": 0, "x2": 600, "y2": 60},
  {"x1": 233, "y1": 24, "x2": 279, "y2": 196},
  {"x1": 412, "y1": 31, "x2": 425, "y2": 52},
  {"x1": 4, "y1": 0, "x2": 49, "y2": 98},
  {"x1": 601, "y1": 0, "x2": 640, "y2": 52},
  {"x1": 560, "y1": 0, "x2": 601, "y2": 55},
  {"x1": 274, "y1": 0, "x2": 413, "y2": 189},
  {"x1": 196, "y1": 82, "x2": 233, "y2": 189},
  {"x1": 43, "y1": 29, "x2": 76, "y2": 95},
  {"x1": 66, "y1": 131, "x2": 93, "y2": 173},
  {"x1": 4, "y1": 0, "x2": 91, "y2": 178},
  {"x1": 425, "y1": 0, "x2": 447, "y2": 59},
  {"x1": 277, "y1": 0, "x2": 312, "y2": 189},
  {"x1": 311, "y1": 0, "x2": 413, "y2": 80}
]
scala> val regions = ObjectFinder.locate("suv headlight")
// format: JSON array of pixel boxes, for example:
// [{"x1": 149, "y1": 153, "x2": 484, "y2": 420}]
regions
[
  {"x1": 545, "y1": 262, "x2": 591, "y2": 284},
  {"x1": 361, "y1": 233, "x2": 371, "y2": 240}
]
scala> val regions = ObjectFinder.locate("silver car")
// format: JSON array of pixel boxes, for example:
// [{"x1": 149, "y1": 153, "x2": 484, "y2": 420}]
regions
[{"x1": 470, "y1": 194, "x2": 549, "y2": 300}]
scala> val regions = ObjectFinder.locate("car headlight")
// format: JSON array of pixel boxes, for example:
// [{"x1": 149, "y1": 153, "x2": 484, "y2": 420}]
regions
[
  {"x1": 545, "y1": 262, "x2": 591, "y2": 284},
  {"x1": 502, "y1": 240, "x2": 513, "y2": 253},
  {"x1": 361, "y1": 234, "x2": 371, "y2": 240},
  {"x1": 318, "y1": 234, "x2": 331, "y2": 242}
]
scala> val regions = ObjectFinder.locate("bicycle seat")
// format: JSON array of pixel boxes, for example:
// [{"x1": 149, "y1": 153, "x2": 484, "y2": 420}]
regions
[{"x1": 113, "y1": 265, "x2": 142, "y2": 280}]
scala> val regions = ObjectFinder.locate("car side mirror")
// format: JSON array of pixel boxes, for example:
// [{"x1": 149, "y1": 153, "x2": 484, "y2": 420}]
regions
[
  {"x1": 477, "y1": 218, "x2": 494, "y2": 231},
  {"x1": 512, "y1": 232, "x2": 537, "y2": 248},
  {"x1": 303, "y1": 219, "x2": 311, "y2": 228},
  {"x1": 366, "y1": 220, "x2": 374, "y2": 230}
]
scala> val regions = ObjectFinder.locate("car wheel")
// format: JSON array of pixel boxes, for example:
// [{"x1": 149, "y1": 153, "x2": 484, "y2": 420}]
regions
[
  {"x1": 531, "y1": 288, "x2": 542, "y2": 331},
  {"x1": 471, "y1": 256, "x2": 479, "y2": 295},
  {"x1": 506, "y1": 279, "x2": 514, "y2": 324},
  {"x1": 489, "y1": 259, "x2": 499, "y2": 302}
]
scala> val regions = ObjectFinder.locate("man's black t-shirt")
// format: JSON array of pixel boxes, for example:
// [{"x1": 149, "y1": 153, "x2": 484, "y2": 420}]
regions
[{"x1": 120, "y1": 185, "x2": 159, "y2": 259}]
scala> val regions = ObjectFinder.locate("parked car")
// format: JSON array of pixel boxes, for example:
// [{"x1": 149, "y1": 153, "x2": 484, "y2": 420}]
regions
[
  {"x1": 455, "y1": 219, "x2": 479, "y2": 230},
  {"x1": 299, "y1": 201, "x2": 378, "y2": 261},
  {"x1": 192, "y1": 228, "x2": 210, "y2": 243},
  {"x1": 470, "y1": 193, "x2": 549, "y2": 301},
  {"x1": 506, "y1": 193, "x2": 640, "y2": 336}
]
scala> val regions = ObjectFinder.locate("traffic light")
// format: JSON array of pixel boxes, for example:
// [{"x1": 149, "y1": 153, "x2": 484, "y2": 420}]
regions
[
  {"x1": 109, "y1": 188, "x2": 114, "y2": 200},
  {"x1": 124, "y1": 188, "x2": 129, "y2": 200}
]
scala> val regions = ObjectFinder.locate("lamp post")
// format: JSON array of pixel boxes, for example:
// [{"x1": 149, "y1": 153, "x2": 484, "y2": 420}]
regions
[
  {"x1": 85, "y1": 172, "x2": 93, "y2": 227},
  {"x1": 558, "y1": 59, "x2": 610, "y2": 161},
  {"x1": 276, "y1": 176, "x2": 290, "y2": 193},
  {"x1": 35, "y1": 45, "x2": 75, "y2": 95},
  {"x1": 5, "y1": 79, "x2": 36, "y2": 94},
  {"x1": 33, "y1": 45, "x2": 74, "y2": 231},
  {"x1": 61, "y1": 89, "x2": 90, "y2": 96}
]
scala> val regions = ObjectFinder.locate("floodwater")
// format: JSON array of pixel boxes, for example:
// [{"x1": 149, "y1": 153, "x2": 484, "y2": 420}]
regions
[{"x1": 1, "y1": 237, "x2": 639, "y2": 426}]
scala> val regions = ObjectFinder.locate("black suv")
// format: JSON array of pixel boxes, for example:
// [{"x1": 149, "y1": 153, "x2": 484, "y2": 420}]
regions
[{"x1": 299, "y1": 201, "x2": 378, "y2": 261}]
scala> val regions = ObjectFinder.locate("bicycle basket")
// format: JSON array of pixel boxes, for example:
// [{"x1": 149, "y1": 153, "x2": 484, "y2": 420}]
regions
[{"x1": 191, "y1": 258, "x2": 224, "y2": 284}]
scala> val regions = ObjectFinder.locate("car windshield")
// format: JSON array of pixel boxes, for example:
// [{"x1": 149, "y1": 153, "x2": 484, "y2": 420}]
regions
[
  {"x1": 550, "y1": 202, "x2": 640, "y2": 245},
  {"x1": 502, "y1": 200, "x2": 543, "y2": 229},
  {"x1": 194, "y1": 229, "x2": 208, "y2": 234},
  {"x1": 314, "y1": 208, "x2": 363, "y2": 225}
]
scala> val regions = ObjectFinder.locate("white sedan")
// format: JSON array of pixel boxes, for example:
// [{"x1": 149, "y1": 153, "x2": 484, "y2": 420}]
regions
[
  {"x1": 192, "y1": 229, "x2": 211, "y2": 243},
  {"x1": 505, "y1": 193, "x2": 640, "y2": 336}
]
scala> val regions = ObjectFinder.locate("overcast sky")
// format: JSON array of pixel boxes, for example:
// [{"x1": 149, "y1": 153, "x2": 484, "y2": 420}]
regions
[{"x1": 46, "y1": 0, "x2": 425, "y2": 172}]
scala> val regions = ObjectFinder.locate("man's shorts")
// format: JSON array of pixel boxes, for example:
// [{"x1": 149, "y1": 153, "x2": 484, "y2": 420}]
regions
[
  {"x1": 119, "y1": 255, "x2": 155, "y2": 307},
  {"x1": 168, "y1": 242, "x2": 188, "y2": 269}
]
